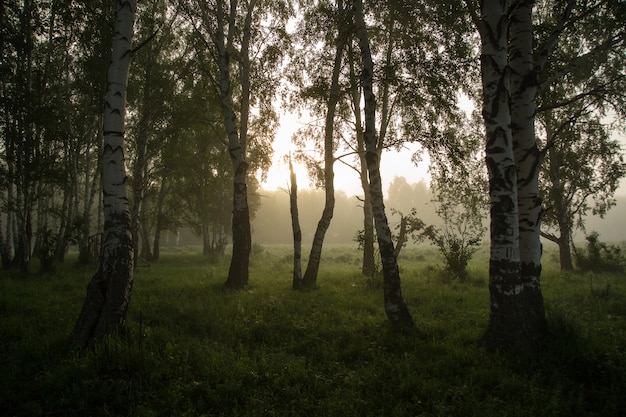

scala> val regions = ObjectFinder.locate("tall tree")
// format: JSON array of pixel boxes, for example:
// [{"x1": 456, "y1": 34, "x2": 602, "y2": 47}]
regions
[
  {"x1": 469, "y1": 0, "x2": 528, "y2": 351},
  {"x1": 353, "y1": 0, "x2": 413, "y2": 326},
  {"x1": 69, "y1": 0, "x2": 136, "y2": 348},
  {"x1": 507, "y1": 0, "x2": 548, "y2": 348},
  {"x1": 127, "y1": 0, "x2": 181, "y2": 264},
  {"x1": 540, "y1": 108, "x2": 625, "y2": 270},
  {"x1": 534, "y1": 0, "x2": 626, "y2": 270},
  {"x1": 342, "y1": 0, "x2": 476, "y2": 278},
  {"x1": 185, "y1": 0, "x2": 286, "y2": 288},
  {"x1": 300, "y1": 0, "x2": 351, "y2": 288},
  {"x1": 465, "y1": 0, "x2": 626, "y2": 351}
]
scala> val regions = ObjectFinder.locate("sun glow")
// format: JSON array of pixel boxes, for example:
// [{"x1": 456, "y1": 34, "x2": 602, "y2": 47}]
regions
[{"x1": 261, "y1": 112, "x2": 431, "y2": 197}]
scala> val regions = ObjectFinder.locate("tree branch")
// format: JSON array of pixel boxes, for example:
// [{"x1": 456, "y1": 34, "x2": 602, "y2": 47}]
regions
[
  {"x1": 539, "y1": 32, "x2": 626, "y2": 93},
  {"x1": 535, "y1": 0, "x2": 576, "y2": 73},
  {"x1": 540, "y1": 230, "x2": 559, "y2": 243},
  {"x1": 131, "y1": 29, "x2": 159, "y2": 55}
]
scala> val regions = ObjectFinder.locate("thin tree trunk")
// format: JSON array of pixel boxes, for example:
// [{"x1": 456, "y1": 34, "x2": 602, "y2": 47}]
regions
[
  {"x1": 361, "y1": 183, "x2": 376, "y2": 276},
  {"x1": 0, "y1": 217, "x2": 10, "y2": 269},
  {"x1": 545, "y1": 113, "x2": 574, "y2": 271},
  {"x1": 301, "y1": 5, "x2": 348, "y2": 288},
  {"x1": 349, "y1": 44, "x2": 376, "y2": 277},
  {"x1": 393, "y1": 215, "x2": 408, "y2": 259},
  {"x1": 69, "y1": 0, "x2": 136, "y2": 349},
  {"x1": 209, "y1": 0, "x2": 256, "y2": 289},
  {"x1": 152, "y1": 230, "x2": 161, "y2": 262},
  {"x1": 354, "y1": 0, "x2": 414, "y2": 326},
  {"x1": 139, "y1": 222, "x2": 152, "y2": 261},
  {"x1": 289, "y1": 158, "x2": 303, "y2": 289},
  {"x1": 151, "y1": 176, "x2": 168, "y2": 262}
]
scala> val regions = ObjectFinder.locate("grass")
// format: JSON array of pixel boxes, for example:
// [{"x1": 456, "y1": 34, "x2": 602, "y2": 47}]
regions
[{"x1": 1, "y1": 244, "x2": 625, "y2": 416}]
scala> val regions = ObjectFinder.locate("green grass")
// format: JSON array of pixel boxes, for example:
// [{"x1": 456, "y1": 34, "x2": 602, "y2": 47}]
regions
[{"x1": 1, "y1": 244, "x2": 625, "y2": 416}]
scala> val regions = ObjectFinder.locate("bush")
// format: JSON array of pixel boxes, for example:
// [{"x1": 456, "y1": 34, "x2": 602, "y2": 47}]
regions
[{"x1": 575, "y1": 232, "x2": 625, "y2": 273}]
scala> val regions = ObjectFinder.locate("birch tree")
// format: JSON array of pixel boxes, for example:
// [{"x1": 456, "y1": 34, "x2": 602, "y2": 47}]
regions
[
  {"x1": 353, "y1": 0, "x2": 413, "y2": 326},
  {"x1": 465, "y1": 0, "x2": 626, "y2": 351},
  {"x1": 186, "y1": 0, "x2": 287, "y2": 289},
  {"x1": 299, "y1": 1, "x2": 350, "y2": 288},
  {"x1": 468, "y1": 0, "x2": 534, "y2": 351},
  {"x1": 534, "y1": 0, "x2": 626, "y2": 270},
  {"x1": 69, "y1": 0, "x2": 136, "y2": 348},
  {"x1": 507, "y1": 0, "x2": 548, "y2": 347}
]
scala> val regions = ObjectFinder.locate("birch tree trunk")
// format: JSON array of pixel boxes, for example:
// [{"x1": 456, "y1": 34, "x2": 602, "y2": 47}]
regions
[
  {"x1": 348, "y1": 45, "x2": 376, "y2": 277},
  {"x1": 212, "y1": 0, "x2": 255, "y2": 289},
  {"x1": 509, "y1": 0, "x2": 547, "y2": 344},
  {"x1": 360, "y1": 151, "x2": 376, "y2": 276},
  {"x1": 289, "y1": 158, "x2": 303, "y2": 289},
  {"x1": 477, "y1": 0, "x2": 525, "y2": 351},
  {"x1": 69, "y1": 0, "x2": 135, "y2": 349},
  {"x1": 353, "y1": 0, "x2": 414, "y2": 326},
  {"x1": 301, "y1": 7, "x2": 348, "y2": 288}
]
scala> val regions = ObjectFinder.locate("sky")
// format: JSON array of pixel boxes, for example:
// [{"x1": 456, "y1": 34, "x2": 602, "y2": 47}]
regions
[
  {"x1": 260, "y1": 112, "x2": 430, "y2": 197},
  {"x1": 261, "y1": 108, "x2": 626, "y2": 199}
]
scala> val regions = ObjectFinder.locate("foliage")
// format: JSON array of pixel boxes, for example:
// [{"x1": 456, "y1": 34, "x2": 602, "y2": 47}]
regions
[
  {"x1": 575, "y1": 232, "x2": 626, "y2": 274},
  {"x1": 422, "y1": 117, "x2": 488, "y2": 282},
  {"x1": 1, "y1": 247, "x2": 625, "y2": 416},
  {"x1": 33, "y1": 227, "x2": 58, "y2": 274},
  {"x1": 535, "y1": 0, "x2": 626, "y2": 269},
  {"x1": 354, "y1": 207, "x2": 427, "y2": 288},
  {"x1": 423, "y1": 206, "x2": 483, "y2": 283}
]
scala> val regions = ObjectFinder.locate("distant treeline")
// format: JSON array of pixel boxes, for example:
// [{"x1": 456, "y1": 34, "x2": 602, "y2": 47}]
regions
[
  {"x1": 251, "y1": 181, "x2": 626, "y2": 246},
  {"x1": 251, "y1": 178, "x2": 438, "y2": 245},
  {"x1": 159, "y1": 177, "x2": 625, "y2": 247}
]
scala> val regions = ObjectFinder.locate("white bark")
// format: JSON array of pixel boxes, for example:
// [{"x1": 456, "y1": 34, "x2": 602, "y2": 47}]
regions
[
  {"x1": 69, "y1": 0, "x2": 135, "y2": 348},
  {"x1": 353, "y1": 0, "x2": 413, "y2": 325},
  {"x1": 210, "y1": 0, "x2": 255, "y2": 288},
  {"x1": 510, "y1": 0, "x2": 543, "y2": 291},
  {"x1": 480, "y1": 0, "x2": 521, "y2": 293}
]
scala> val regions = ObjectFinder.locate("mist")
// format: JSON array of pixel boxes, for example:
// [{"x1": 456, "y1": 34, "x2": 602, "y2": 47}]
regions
[
  {"x1": 251, "y1": 178, "x2": 626, "y2": 246},
  {"x1": 252, "y1": 177, "x2": 439, "y2": 245}
]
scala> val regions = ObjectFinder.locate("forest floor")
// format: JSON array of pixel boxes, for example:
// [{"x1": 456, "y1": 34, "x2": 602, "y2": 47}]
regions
[{"x1": 1, "y1": 244, "x2": 625, "y2": 416}]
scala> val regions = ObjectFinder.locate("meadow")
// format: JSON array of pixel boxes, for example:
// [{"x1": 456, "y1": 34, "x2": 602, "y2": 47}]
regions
[{"x1": 1, "y1": 244, "x2": 625, "y2": 417}]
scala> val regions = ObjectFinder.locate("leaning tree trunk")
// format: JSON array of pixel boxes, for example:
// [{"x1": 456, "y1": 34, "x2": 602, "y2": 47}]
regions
[
  {"x1": 68, "y1": 0, "x2": 135, "y2": 349},
  {"x1": 289, "y1": 158, "x2": 303, "y2": 289},
  {"x1": 349, "y1": 46, "x2": 376, "y2": 277},
  {"x1": 301, "y1": 12, "x2": 348, "y2": 288},
  {"x1": 354, "y1": 0, "x2": 414, "y2": 326},
  {"x1": 509, "y1": 0, "x2": 547, "y2": 347}
]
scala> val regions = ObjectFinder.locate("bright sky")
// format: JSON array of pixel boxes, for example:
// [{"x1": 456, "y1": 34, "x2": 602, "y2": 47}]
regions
[
  {"x1": 260, "y1": 113, "x2": 430, "y2": 197},
  {"x1": 261, "y1": 99, "x2": 626, "y2": 197}
]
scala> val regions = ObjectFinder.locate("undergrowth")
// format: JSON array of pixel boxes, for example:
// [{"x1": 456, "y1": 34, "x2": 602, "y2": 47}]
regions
[{"x1": 1, "y1": 245, "x2": 624, "y2": 416}]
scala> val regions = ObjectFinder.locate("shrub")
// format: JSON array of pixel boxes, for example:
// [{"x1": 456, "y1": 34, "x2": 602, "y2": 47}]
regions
[{"x1": 575, "y1": 232, "x2": 625, "y2": 273}]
